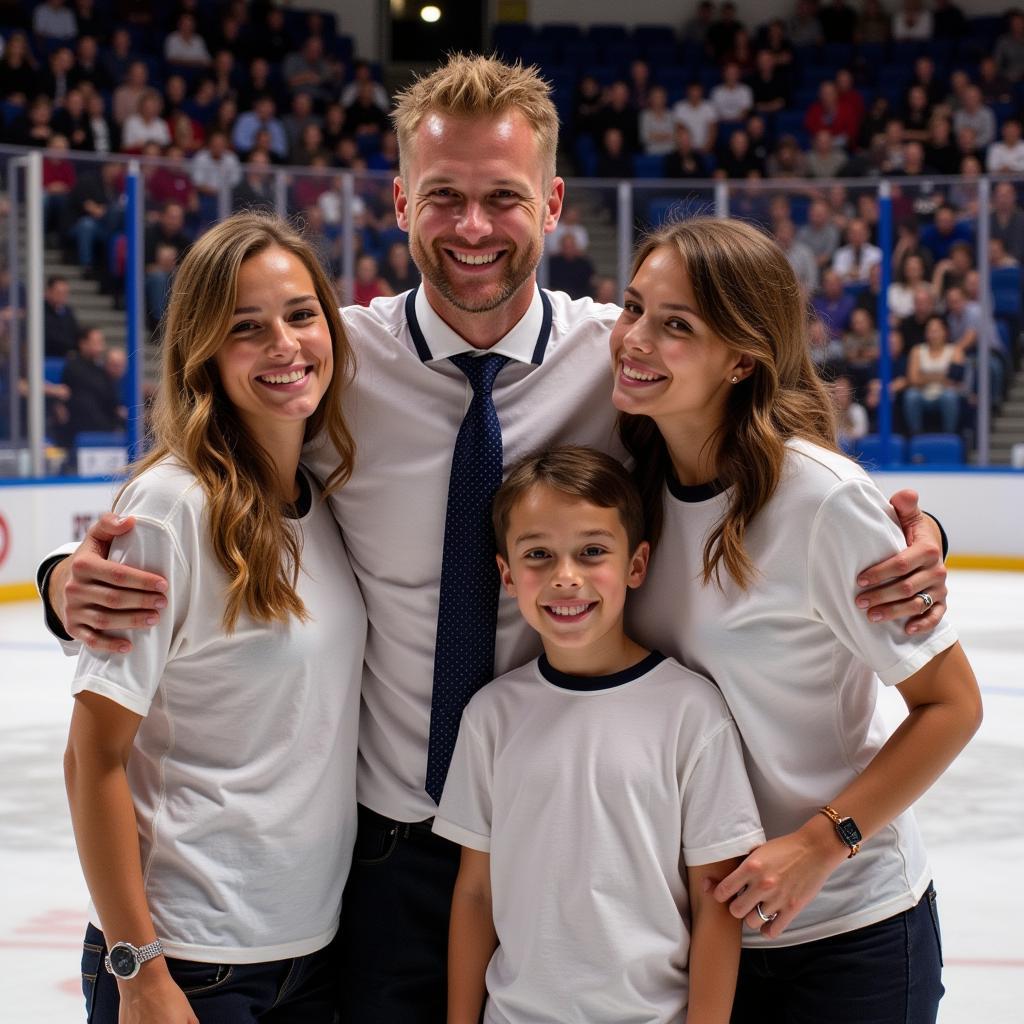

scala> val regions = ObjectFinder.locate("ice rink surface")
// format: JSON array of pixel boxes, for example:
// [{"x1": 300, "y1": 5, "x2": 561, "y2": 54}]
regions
[{"x1": 2, "y1": 571, "x2": 1022, "y2": 1022}]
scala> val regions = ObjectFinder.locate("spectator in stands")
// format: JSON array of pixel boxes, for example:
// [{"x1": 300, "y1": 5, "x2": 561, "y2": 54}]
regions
[
  {"x1": 856, "y1": 0, "x2": 891, "y2": 44},
  {"x1": 550, "y1": 203, "x2": 589, "y2": 254},
  {"x1": 230, "y1": 151, "x2": 274, "y2": 214},
  {"x1": 749, "y1": 48, "x2": 790, "y2": 113},
  {"x1": 0, "y1": 31, "x2": 37, "y2": 103},
  {"x1": 345, "y1": 79, "x2": 392, "y2": 138},
  {"x1": 43, "y1": 134, "x2": 75, "y2": 236},
  {"x1": 191, "y1": 130, "x2": 241, "y2": 222},
  {"x1": 283, "y1": 93, "x2": 321, "y2": 155},
  {"x1": 596, "y1": 127, "x2": 633, "y2": 178},
  {"x1": 759, "y1": 18, "x2": 795, "y2": 66},
  {"x1": 320, "y1": 103, "x2": 348, "y2": 153},
  {"x1": 351, "y1": 253, "x2": 393, "y2": 307},
  {"x1": 909, "y1": 56, "x2": 945, "y2": 109},
  {"x1": 682, "y1": 1, "x2": 715, "y2": 50},
  {"x1": 903, "y1": 315, "x2": 962, "y2": 434},
  {"x1": 41, "y1": 45, "x2": 74, "y2": 104},
  {"x1": 146, "y1": 142, "x2": 198, "y2": 214},
  {"x1": 858, "y1": 95, "x2": 892, "y2": 150},
  {"x1": 864, "y1": 328, "x2": 909, "y2": 429},
  {"x1": 745, "y1": 113, "x2": 771, "y2": 165},
  {"x1": 932, "y1": 0, "x2": 967, "y2": 40},
  {"x1": 805, "y1": 80, "x2": 859, "y2": 148},
  {"x1": 291, "y1": 122, "x2": 328, "y2": 167},
  {"x1": 921, "y1": 205, "x2": 973, "y2": 263},
  {"x1": 798, "y1": 198, "x2": 842, "y2": 272},
  {"x1": 819, "y1": 0, "x2": 858, "y2": 44},
  {"x1": 765, "y1": 133, "x2": 807, "y2": 177},
  {"x1": 548, "y1": 232, "x2": 595, "y2": 300},
  {"x1": 902, "y1": 86, "x2": 933, "y2": 143},
  {"x1": 924, "y1": 115, "x2": 958, "y2": 173},
  {"x1": 51, "y1": 88, "x2": 94, "y2": 151},
  {"x1": 162, "y1": 74, "x2": 190, "y2": 122},
  {"x1": 44, "y1": 276, "x2": 80, "y2": 358},
  {"x1": 989, "y1": 237, "x2": 1019, "y2": 269},
  {"x1": 639, "y1": 85, "x2": 675, "y2": 156},
  {"x1": 63, "y1": 160, "x2": 121, "y2": 280},
  {"x1": 595, "y1": 80, "x2": 639, "y2": 155},
  {"x1": 813, "y1": 268, "x2": 857, "y2": 340},
  {"x1": 32, "y1": 0, "x2": 76, "y2": 43},
  {"x1": 707, "y1": 2, "x2": 744, "y2": 63},
  {"x1": 69, "y1": 35, "x2": 109, "y2": 94},
  {"x1": 238, "y1": 57, "x2": 274, "y2": 113},
  {"x1": 85, "y1": 93, "x2": 117, "y2": 154},
  {"x1": 715, "y1": 128, "x2": 763, "y2": 178},
  {"x1": 212, "y1": 97, "x2": 239, "y2": 139},
  {"x1": 831, "y1": 375, "x2": 869, "y2": 449},
  {"x1": 341, "y1": 61, "x2": 389, "y2": 112},
  {"x1": 835, "y1": 68, "x2": 865, "y2": 136},
  {"x1": 72, "y1": 0, "x2": 99, "y2": 38},
  {"x1": 381, "y1": 241, "x2": 420, "y2": 294},
  {"x1": 806, "y1": 128, "x2": 847, "y2": 178},
  {"x1": 672, "y1": 81, "x2": 718, "y2": 155},
  {"x1": 900, "y1": 284, "x2": 938, "y2": 349},
  {"x1": 112, "y1": 60, "x2": 148, "y2": 126},
  {"x1": 892, "y1": 0, "x2": 932, "y2": 41},
  {"x1": 232, "y1": 95, "x2": 288, "y2": 160},
  {"x1": 807, "y1": 317, "x2": 846, "y2": 372},
  {"x1": 833, "y1": 218, "x2": 883, "y2": 283},
  {"x1": 164, "y1": 12, "x2": 211, "y2": 70},
  {"x1": 843, "y1": 307, "x2": 880, "y2": 395},
  {"x1": 283, "y1": 36, "x2": 339, "y2": 108},
  {"x1": 572, "y1": 75, "x2": 604, "y2": 143},
  {"x1": 170, "y1": 111, "x2": 204, "y2": 156},
  {"x1": 889, "y1": 254, "x2": 932, "y2": 321},
  {"x1": 990, "y1": 180, "x2": 1024, "y2": 263},
  {"x1": 253, "y1": 5, "x2": 291, "y2": 65},
  {"x1": 121, "y1": 89, "x2": 171, "y2": 151},
  {"x1": 144, "y1": 202, "x2": 190, "y2": 325},
  {"x1": 994, "y1": 10, "x2": 1024, "y2": 83},
  {"x1": 976, "y1": 56, "x2": 1012, "y2": 105},
  {"x1": 945, "y1": 284, "x2": 998, "y2": 407},
  {"x1": 952, "y1": 86, "x2": 996, "y2": 151},
  {"x1": 9, "y1": 95, "x2": 54, "y2": 148},
  {"x1": 987, "y1": 118, "x2": 1024, "y2": 173},
  {"x1": 663, "y1": 124, "x2": 708, "y2": 178},
  {"x1": 100, "y1": 27, "x2": 134, "y2": 88},
  {"x1": 710, "y1": 61, "x2": 753, "y2": 122},
  {"x1": 628, "y1": 59, "x2": 653, "y2": 112},
  {"x1": 775, "y1": 217, "x2": 817, "y2": 294},
  {"x1": 61, "y1": 326, "x2": 124, "y2": 444},
  {"x1": 788, "y1": 0, "x2": 823, "y2": 47},
  {"x1": 932, "y1": 241, "x2": 973, "y2": 297}
]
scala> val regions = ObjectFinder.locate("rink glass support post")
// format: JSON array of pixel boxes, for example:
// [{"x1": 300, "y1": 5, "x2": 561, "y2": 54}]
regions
[
  {"x1": 340, "y1": 171, "x2": 355, "y2": 308},
  {"x1": 976, "y1": 178, "x2": 992, "y2": 467},
  {"x1": 7, "y1": 157, "x2": 21, "y2": 447},
  {"x1": 25, "y1": 151, "x2": 44, "y2": 477},
  {"x1": 617, "y1": 181, "x2": 632, "y2": 299},
  {"x1": 714, "y1": 180, "x2": 729, "y2": 218},
  {"x1": 125, "y1": 162, "x2": 145, "y2": 462},
  {"x1": 876, "y1": 180, "x2": 894, "y2": 467},
  {"x1": 274, "y1": 170, "x2": 288, "y2": 218}
]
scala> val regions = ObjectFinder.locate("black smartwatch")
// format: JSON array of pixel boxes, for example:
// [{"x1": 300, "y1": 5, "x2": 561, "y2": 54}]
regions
[
  {"x1": 104, "y1": 939, "x2": 164, "y2": 979},
  {"x1": 818, "y1": 804, "x2": 862, "y2": 858}
]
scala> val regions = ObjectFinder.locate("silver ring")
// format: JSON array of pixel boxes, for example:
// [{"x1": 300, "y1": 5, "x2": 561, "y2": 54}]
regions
[
  {"x1": 916, "y1": 591, "x2": 933, "y2": 612},
  {"x1": 755, "y1": 902, "x2": 778, "y2": 924}
]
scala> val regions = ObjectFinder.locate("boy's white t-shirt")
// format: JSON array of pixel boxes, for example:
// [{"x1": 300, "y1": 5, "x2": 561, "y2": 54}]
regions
[
  {"x1": 70, "y1": 461, "x2": 367, "y2": 963},
  {"x1": 434, "y1": 652, "x2": 765, "y2": 1024},
  {"x1": 629, "y1": 439, "x2": 959, "y2": 947}
]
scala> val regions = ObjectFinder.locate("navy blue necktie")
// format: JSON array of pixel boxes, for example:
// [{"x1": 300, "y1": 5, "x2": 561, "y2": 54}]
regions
[{"x1": 425, "y1": 352, "x2": 509, "y2": 804}]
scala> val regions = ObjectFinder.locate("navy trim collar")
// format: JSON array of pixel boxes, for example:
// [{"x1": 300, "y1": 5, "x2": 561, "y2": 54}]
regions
[
  {"x1": 405, "y1": 286, "x2": 553, "y2": 366},
  {"x1": 538, "y1": 650, "x2": 666, "y2": 691},
  {"x1": 666, "y1": 469, "x2": 724, "y2": 504}
]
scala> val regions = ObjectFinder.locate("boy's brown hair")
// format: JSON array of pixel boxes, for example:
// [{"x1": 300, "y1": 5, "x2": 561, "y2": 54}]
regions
[{"x1": 492, "y1": 446, "x2": 645, "y2": 558}]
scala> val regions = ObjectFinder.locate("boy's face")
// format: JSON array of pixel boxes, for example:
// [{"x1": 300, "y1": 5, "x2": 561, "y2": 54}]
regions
[{"x1": 496, "y1": 485, "x2": 649, "y2": 659}]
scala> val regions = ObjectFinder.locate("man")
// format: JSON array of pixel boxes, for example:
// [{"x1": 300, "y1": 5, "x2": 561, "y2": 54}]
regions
[
  {"x1": 986, "y1": 118, "x2": 1024, "y2": 174},
  {"x1": 43, "y1": 275, "x2": 79, "y2": 357},
  {"x1": 990, "y1": 180, "x2": 1024, "y2": 263},
  {"x1": 60, "y1": 326, "x2": 124, "y2": 443},
  {"x1": 41, "y1": 55, "x2": 949, "y2": 1024},
  {"x1": 832, "y1": 218, "x2": 882, "y2": 283}
]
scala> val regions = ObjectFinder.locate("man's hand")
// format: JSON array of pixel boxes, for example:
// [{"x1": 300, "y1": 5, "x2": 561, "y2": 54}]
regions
[
  {"x1": 855, "y1": 489, "x2": 947, "y2": 635},
  {"x1": 52, "y1": 514, "x2": 168, "y2": 653}
]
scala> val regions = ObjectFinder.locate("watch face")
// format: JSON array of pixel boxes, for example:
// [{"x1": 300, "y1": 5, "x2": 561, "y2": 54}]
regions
[
  {"x1": 109, "y1": 945, "x2": 138, "y2": 978},
  {"x1": 837, "y1": 817, "x2": 862, "y2": 847}
]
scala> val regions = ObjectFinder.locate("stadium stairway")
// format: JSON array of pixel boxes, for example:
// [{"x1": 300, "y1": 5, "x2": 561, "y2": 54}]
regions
[{"x1": 989, "y1": 364, "x2": 1024, "y2": 466}]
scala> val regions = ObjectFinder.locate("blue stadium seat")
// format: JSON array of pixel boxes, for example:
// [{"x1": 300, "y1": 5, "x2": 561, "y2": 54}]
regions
[
  {"x1": 561, "y1": 40, "x2": 598, "y2": 69},
  {"x1": 854, "y1": 434, "x2": 907, "y2": 468},
  {"x1": 991, "y1": 266, "x2": 1022, "y2": 319},
  {"x1": 632, "y1": 154, "x2": 665, "y2": 178},
  {"x1": 44, "y1": 358, "x2": 66, "y2": 386},
  {"x1": 587, "y1": 24, "x2": 629, "y2": 46},
  {"x1": 908, "y1": 433, "x2": 965, "y2": 465},
  {"x1": 75, "y1": 431, "x2": 127, "y2": 448}
]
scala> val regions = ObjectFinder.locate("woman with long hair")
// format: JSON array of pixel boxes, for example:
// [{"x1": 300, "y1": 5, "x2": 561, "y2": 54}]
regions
[
  {"x1": 614, "y1": 217, "x2": 981, "y2": 1024},
  {"x1": 64, "y1": 213, "x2": 366, "y2": 1023}
]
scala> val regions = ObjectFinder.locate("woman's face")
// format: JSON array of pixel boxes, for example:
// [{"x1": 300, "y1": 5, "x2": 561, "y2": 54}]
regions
[
  {"x1": 905, "y1": 256, "x2": 924, "y2": 283},
  {"x1": 610, "y1": 244, "x2": 746, "y2": 432},
  {"x1": 214, "y1": 246, "x2": 334, "y2": 450},
  {"x1": 924, "y1": 318, "x2": 947, "y2": 346}
]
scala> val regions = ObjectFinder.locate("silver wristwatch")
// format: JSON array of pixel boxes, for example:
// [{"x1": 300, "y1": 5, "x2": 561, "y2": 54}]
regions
[{"x1": 104, "y1": 939, "x2": 164, "y2": 979}]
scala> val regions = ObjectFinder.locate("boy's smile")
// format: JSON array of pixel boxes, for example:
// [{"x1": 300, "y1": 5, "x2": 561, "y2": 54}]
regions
[{"x1": 496, "y1": 484, "x2": 650, "y2": 676}]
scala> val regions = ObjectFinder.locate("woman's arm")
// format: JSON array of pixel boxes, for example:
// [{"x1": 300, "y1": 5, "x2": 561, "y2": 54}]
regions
[
  {"x1": 906, "y1": 344, "x2": 923, "y2": 387},
  {"x1": 65, "y1": 692, "x2": 198, "y2": 1023},
  {"x1": 447, "y1": 847, "x2": 497, "y2": 1024},
  {"x1": 686, "y1": 857, "x2": 744, "y2": 1024},
  {"x1": 713, "y1": 642, "x2": 981, "y2": 935}
]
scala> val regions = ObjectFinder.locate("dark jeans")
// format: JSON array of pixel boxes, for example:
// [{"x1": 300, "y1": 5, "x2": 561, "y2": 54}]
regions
[
  {"x1": 80, "y1": 922, "x2": 338, "y2": 1023},
  {"x1": 336, "y1": 803, "x2": 461, "y2": 1023},
  {"x1": 732, "y1": 883, "x2": 944, "y2": 1024}
]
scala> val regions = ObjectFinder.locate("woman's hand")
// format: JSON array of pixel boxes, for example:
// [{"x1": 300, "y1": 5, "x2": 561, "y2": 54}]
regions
[
  {"x1": 711, "y1": 815, "x2": 848, "y2": 939},
  {"x1": 118, "y1": 962, "x2": 199, "y2": 1024}
]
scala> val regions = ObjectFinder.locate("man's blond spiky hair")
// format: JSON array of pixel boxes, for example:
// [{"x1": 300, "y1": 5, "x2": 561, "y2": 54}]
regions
[{"x1": 391, "y1": 52, "x2": 559, "y2": 184}]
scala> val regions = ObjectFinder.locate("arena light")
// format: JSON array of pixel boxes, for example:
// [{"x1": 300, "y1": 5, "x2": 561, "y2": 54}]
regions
[{"x1": 420, "y1": 5, "x2": 441, "y2": 22}]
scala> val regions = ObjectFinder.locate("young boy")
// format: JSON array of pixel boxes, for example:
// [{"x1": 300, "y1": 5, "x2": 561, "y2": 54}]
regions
[{"x1": 432, "y1": 446, "x2": 765, "y2": 1024}]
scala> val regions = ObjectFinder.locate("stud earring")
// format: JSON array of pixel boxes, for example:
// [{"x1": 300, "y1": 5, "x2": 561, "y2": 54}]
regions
[{"x1": 731, "y1": 376, "x2": 739, "y2": 383}]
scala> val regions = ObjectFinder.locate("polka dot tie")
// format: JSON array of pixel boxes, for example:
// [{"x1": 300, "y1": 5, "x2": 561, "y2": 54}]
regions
[{"x1": 425, "y1": 352, "x2": 510, "y2": 804}]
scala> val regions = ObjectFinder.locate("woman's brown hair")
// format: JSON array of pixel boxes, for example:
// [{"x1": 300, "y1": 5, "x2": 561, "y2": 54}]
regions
[
  {"x1": 126, "y1": 212, "x2": 356, "y2": 631},
  {"x1": 618, "y1": 216, "x2": 837, "y2": 589}
]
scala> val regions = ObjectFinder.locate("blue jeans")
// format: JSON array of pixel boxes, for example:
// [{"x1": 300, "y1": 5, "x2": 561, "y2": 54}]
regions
[
  {"x1": 902, "y1": 388, "x2": 960, "y2": 434},
  {"x1": 731, "y1": 883, "x2": 944, "y2": 1024},
  {"x1": 79, "y1": 922, "x2": 338, "y2": 1023}
]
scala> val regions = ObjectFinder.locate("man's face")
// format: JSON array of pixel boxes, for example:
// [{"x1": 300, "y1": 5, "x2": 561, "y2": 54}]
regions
[
  {"x1": 81, "y1": 330, "x2": 106, "y2": 361},
  {"x1": 162, "y1": 205, "x2": 184, "y2": 234},
  {"x1": 395, "y1": 110, "x2": 563, "y2": 317}
]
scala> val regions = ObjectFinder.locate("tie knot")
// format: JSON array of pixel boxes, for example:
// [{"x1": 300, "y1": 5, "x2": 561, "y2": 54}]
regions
[{"x1": 450, "y1": 352, "x2": 509, "y2": 396}]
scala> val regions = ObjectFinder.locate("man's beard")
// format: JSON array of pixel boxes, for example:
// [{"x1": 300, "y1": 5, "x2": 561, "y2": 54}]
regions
[{"x1": 409, "y1": 230, "x2": 544, "y2": 314}]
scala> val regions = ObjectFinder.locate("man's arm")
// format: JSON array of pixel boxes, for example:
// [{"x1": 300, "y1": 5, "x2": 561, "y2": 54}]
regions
[
  {"x1": 686, "y1": 857, "x2": 744, "y2": 1024},
  {"x1": 447, "y1": 847, "x2": 496, "y2": 1024}
]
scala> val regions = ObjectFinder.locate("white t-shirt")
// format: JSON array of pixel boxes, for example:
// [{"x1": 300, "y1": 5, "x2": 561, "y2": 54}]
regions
[
  {"x1": 434, "y1": 652, "x2": 764, "y2": 1024},
  {"x1": 628, "y1": 440, "x2": 959, "y2": 947},
  {"x1": 987, "y1": 140, "x2": 1024, "y2": 173},
  {"x1": 672, "y1": 100, "x2": 718, "y2": 150},
  {"x1": 70, "y1": 462, "x2": 366, "y2": 963},
  {"x1": 710, "y1": 83, "x2": 754, "y2": 122},
  {"x1": 304, "y1": 286, "x2": 625, "y2": 823}
]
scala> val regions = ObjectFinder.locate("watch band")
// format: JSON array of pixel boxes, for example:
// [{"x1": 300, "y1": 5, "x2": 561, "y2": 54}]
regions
[{"x1": 818, "y1": 804, "x2": 862, "y2": 858}]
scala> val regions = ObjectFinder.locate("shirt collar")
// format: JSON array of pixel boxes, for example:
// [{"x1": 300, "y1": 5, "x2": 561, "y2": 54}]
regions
[{"x1": 407, "y1": 284, "x2": 553, "y2": 366}]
